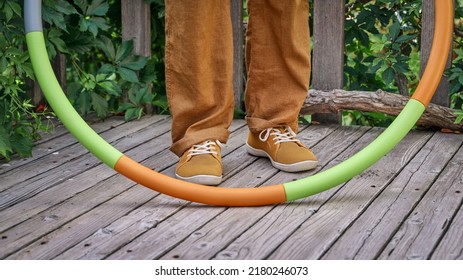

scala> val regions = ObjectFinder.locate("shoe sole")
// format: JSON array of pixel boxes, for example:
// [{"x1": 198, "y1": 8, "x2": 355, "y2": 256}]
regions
[
  {"x1": 246, "y1": 143, "x2": 318, "y2": 173},
  {"x1": 175, "y1": 173, "x2": 222, "y2": 186}
]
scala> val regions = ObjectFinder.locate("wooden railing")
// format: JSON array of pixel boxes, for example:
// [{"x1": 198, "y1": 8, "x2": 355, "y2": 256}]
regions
[{"x1": 33, "y1": 0, "x2": 453, "y2": 124}]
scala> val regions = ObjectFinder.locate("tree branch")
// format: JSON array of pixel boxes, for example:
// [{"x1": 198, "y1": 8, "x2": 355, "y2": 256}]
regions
[{"x1": 302, "y1": 89, "x2": 462, "y2": 131}]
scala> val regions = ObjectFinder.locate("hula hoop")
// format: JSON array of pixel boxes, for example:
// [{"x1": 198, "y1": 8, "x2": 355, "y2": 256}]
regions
[{"x1": 24, "y1": 0, "x2": 453, "y2": 206}]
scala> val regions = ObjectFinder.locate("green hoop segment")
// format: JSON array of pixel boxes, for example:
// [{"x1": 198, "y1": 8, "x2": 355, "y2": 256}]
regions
[{"x1": 24, "y1": 0, "x2": 453, "y2": 206}]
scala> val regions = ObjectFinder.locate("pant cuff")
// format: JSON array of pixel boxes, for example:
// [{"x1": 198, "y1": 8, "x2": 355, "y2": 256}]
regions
[
  {"x1": 246, "y1": 116, "x2": 299, "y2": 133},
  {"x1": 170, "y1": 127, "x2": 230, "y2": 157}
]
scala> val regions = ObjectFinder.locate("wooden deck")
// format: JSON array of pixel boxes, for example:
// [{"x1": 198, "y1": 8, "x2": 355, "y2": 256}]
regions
[{"x1": 1, "y1": 115, "x2": 462, "y2": 260}]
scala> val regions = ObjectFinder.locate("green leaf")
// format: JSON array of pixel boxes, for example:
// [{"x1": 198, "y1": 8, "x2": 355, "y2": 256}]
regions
[
  {"x1": 455, "y1": 114, "x2": 463, "y2": 125},
  {"x1": 395, "y1": 34, "x2": 415, "y2": 43},
  {"x1": 0, "y1": 56, "x2": 8, "y2": 73},
  {"x1": 86, "y1": 0, "x2": 109, "y2": 16},
  {"x1": 77, "y1": 91, "x2": 92, "y2": 116},
  {"x1": 0, "y1": 126, "x2": 13, "y2": 160},
  {"x1": 53, "y1": 0, "x2": 78, "y2": 15},
  {"x1": 98, "y1": 80, "x2": 121, "y2": 96},
  {"x1": 74, "y1": 0, "x2": 88, "y2": 12},
  {"x1": 120, "y1": 56, "x2": 148, "y2": 71},
  {"x1": 115, "y1": 41, "x2": 134, "y2": 63},
  {"x1": 10, "y1": 130, "x2": 33, "y2": 158},
  {"x1": 3, "y1": 3, "x2": 13, "y2": 22},
  {"x1": 118, "y1": 67, "x2": 139, "y2": 83},
  {"x1": 124, "y1": 107, "x2": 137, "y2": 122},
  {"x1": 91, "y1": 93, "x2": 108, "y2": 119},
  {"x1": 47, "y1": 28, "x2": 68, "y2": 53},
  {"x1": 6, "y1": 1, "x2": 21, "y2": 17},
  {"x1": 382, "y1": 67, "x2": 395, "y2": 85},
  {"x1": 96, "y1": 37, "x2": 116, "y2": 60},
  {"x1": 42, "y1": 5, "x2": 68, "y2": 32},
  {"x1": 367, "y1": 62, "x2": 382, "y2": 74},
  {"x1": 118, "y1": 103, "x2": 135, "y2": 113},
  {"x1": 389, "y1": 21, "x2": 401, "y2": 41}
]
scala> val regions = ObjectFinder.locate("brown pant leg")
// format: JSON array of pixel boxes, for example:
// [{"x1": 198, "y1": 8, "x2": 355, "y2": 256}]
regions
[
  {"x1": 165, "y1": 1, "x2": 235, "y2": 156},
  {"x1": 245, "y1": 0, "x2": 311, "y2": 133}
]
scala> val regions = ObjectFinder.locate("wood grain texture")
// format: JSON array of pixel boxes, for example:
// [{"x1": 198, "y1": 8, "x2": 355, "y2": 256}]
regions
[
  {"x1": 231, "y1": 0, "x2": 244, "y2": 110},
  {"x1": 2, "y1": 118, "x2": 462, "y2": 260},
  {"x1": 432, "y1": 202, "x2": 463, "y2": 259},
  {"x1": 0, "y1": 116, "x2": 168, "y2": 210},
  {"x1": 303, "y1": 89, "x2": 462, "y2": 131},
  {"x1": 121, "y1": 0, "x2": 151, "y2": 57},
  {"x1": 322, "y1": 132, "x2": 463, "y2": 259},
  {"x1": 268, "y1": 131, "x2": 431, "y2": 259},
  {"x1": 0, "y1": 117, "x2": 124, "y2": 176},
  {"x1": 160, "y1": 126, "x2": 338, "y2": 260},
  {"x1": 379, "y1": 144, "x2": 463, "y2": 260},
  {"x1": 212, "y1": 126, "x2": 371, "y2": 260},
  {"x1": 311, "y1": 0, "x2": 345, "y2": 124}
]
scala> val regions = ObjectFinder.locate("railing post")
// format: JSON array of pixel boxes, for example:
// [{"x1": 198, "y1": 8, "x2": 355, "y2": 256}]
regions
[
  {"x1": 311, "y1": 0, "x2": 345, "y2": 124},
  {"x1": 231, "y1": 0, "x2": 245, "y2": 111},
  {"x1": 420, "y1": 0, "x2": 453, "y2": 107},
  {"x1": 121, "y1": 0, "x2": 151, "y2": 57},
  {"x1": 121, "y1": 0, "x2": 152, "y2": 113}
]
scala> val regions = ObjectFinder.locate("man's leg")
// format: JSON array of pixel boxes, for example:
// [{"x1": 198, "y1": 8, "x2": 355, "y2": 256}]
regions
[
  {"x1": 245, "y1": 0, "x2": 317, "y2": 172},
  {"x1": 165, "y1": 1, "x2": 234, "y2": 184}
]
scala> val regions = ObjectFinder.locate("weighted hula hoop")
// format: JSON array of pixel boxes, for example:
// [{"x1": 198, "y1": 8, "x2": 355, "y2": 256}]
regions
[{"x1": 24, "y1": 0, "x2": 453, "y2": 206}]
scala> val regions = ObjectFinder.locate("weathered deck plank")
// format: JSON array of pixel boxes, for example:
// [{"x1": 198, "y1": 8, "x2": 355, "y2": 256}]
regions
[
  {"x1": 0, "y1": 115, "x2": 167, "y2": 197},
  {"x1": 0, "y1": 115, "x2": 170, "y2": 220},
  {"x1": 378, "y1": 144, "x2": 463, "y2": 260},
  {"x1": 2, "y1": 121, "x2": 246, "y2": 259},
  {"x1": 267, "y1": 130, "x2": 432, "y2": 259},
  {"x1": 322, "y1": 132, "x2": 463, "y2": 260},
  {"x1": 431, "y1": 203, "x2": 463, "y2": 260},
  {"x1": 0, "y1": 117, "x2": 125, "y2": 176},
  {"x1": 104, "y1": 125, "x2": 336, "y2": 260},
  {"x1": 54, "y1": 122, "x2": 250, "y2": 260},
  {"x1": 1, "y1": 117, "x2": 462, "y2": 260},
  {"x1": 162, "y1": 126, "x2": 369, "y2": 260}
]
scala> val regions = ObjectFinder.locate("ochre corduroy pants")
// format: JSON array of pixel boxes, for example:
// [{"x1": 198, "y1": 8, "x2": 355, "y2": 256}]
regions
[{"x1": 165, "y1": 0, "x2": 311, "y2": 156}]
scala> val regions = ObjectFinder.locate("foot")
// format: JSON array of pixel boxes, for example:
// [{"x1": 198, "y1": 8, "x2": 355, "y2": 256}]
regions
[
  {"x1": 246, "y1": 126, "x2": 318, "y2": 172},
  {"x1": 175, "y1": 140, "x2": 223, "y2": 185}
]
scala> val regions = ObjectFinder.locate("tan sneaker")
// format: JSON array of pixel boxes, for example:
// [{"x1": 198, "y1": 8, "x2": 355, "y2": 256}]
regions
[
  {"x1": 175, "y1": 140, "x2": 223, "y2": 185},
  {"x1": 246, "y1": 126, "x2": 318, "y2": 172}
]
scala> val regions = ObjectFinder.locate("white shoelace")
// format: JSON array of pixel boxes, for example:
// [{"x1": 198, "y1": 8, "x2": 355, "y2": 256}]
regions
[
  {"x1": 259, "y1": 126, "x2": 301, "y2": 145},
  {"x1": 187, "y1": 140, "x2": 223, "y2": 156}
]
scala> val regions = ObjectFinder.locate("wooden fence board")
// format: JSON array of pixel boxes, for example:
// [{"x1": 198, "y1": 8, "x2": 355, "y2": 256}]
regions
[
  {"x1": 231, "y1": 0, "x2": 244, "y2": 110},
  {"x1": 121, "y1": 0, "x2": 151, "y2": 57},
  {"x1": 311, "y1": 0, "x2": 345, "y2": 124}
]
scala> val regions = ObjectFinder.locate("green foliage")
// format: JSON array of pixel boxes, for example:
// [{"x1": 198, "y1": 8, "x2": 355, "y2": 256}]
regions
[
  {"x1": 0, "y1": 0, "x2": 53, "y2": 160},
  {"x1": 448, "y1": 0, "x2": 463, "y2": 121},
  {"x1": 340, "y1": 0, "x2": 424, "y2": 126},
  {"x1": 0, "y1": 0, "x2": 166, "y2": 161},
  {"x1": 3, "y1": 0, "x2": 463, "y2": 160}
]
